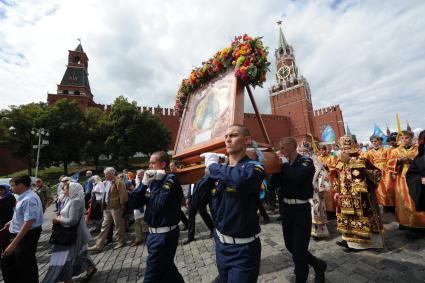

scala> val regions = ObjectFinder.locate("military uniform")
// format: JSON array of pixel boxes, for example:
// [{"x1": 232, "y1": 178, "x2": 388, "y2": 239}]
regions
[
  {"x1": 192, "y1": 156, "x2": 264, "y2": 283},
  {"x1": 140, "y1": 173, "x2": 185, "y2": 283},
  {"x1": 276, "y1": 154, "x2": 326, "y2": 283}
]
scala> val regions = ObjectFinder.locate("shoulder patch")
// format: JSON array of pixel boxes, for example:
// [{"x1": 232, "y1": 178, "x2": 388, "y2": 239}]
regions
[
  {"x1": 163, "y1": 181, "x2": 173, "y2": 191},
  {"x1": 301, "y1": 158, "x2": 312, "y2": 167}
]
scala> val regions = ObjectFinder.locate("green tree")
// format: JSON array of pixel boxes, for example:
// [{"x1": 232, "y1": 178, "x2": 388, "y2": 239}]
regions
[
  {"x1": 41, "y1": 99, "x2": 86, "y2": 175},
  {"x1": 0, "y1": 102, "x2": 47, "y2": 175},
  {"x1": 82, "y1": 107, "x2": 111, "y2": 171},
  {"x1": 106, "y1": 96, "x2": 171, "y2": 167}
]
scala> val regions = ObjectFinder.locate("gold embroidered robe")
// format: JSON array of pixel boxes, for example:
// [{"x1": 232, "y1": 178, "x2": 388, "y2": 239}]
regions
[
  {"x1": 363, "y1": 147, "x2": 395, "y2": 206},
  {"x1": 334, "y1": 151, "x2": 383, "y2": 245},
  {"x1": 387, "y1": 144, "x2": 425, "y2": 228}
]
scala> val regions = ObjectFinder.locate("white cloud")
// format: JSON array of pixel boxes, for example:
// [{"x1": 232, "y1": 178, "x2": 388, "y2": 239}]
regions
[{"x1": 0, "y1": 0, "x2": 424, "y2": 142}]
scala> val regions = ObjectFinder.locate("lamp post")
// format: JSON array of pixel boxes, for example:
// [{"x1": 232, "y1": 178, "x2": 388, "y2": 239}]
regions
[{"x1": 31, "y1": 128, "x2": 49, "y2": 178}]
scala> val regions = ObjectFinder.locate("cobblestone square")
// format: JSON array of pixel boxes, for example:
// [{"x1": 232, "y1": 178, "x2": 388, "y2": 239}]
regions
[{"x1": 2, "y1": 207, "x2": 424, "y2": 283}]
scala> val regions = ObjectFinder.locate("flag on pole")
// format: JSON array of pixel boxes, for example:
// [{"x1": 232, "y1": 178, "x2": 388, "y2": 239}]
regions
[
  {"x1": 372, "y1": 123, "x2": 388, "y2": 143},
  {"x1": 321, "y1": 124, "x2": 336, "y2": 144},
  {"x1": 396, "y1": 113, "x2": 402, "y2": 142},
  {"x1": 70, "y1": 171, "x2": 80, "y2": 182}
]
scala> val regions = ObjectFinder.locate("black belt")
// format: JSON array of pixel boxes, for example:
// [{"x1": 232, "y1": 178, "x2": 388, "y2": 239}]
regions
[{"x1": 10, "y1": 225, "x2": 42, "y2": 238}]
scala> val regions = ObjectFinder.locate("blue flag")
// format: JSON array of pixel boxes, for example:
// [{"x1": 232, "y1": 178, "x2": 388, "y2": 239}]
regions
[
  {"x1": 70, "y1": 171, "x2": 80, "y2": 182},
  {"x1": 372, "y1": 123, "x2": 388, "y2": 143},
  {"x1": 321, "y1": 124, "x2": 336, "y2": 144}
]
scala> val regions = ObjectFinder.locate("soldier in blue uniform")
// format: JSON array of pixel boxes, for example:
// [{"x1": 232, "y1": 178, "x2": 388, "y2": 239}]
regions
[
  {"x1": 132, "y1": 151, "x2": 185, "y2": 283},
  {"x1": 193, "y1": 124, "x2": 265, "y2": 283},
  {"x1": 275, "y1": 137, "x2": 327, "y2": 283}
]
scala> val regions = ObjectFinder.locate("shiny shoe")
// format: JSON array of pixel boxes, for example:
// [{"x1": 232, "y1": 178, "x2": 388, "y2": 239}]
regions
[
  {"x1": 131, "y1": 240, "x2": 142, "y2": 247},
  {"x1": 336, "y1": 240, "x2": 349, "y2": 248},
  {"x1": 182, "y1": 238, "x2": 194, "y2": 245}
]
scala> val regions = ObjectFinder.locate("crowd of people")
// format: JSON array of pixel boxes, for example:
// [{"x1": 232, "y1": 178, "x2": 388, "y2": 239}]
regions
[{"x1": 0, "y1": 125, "x2": 424, "y2": 283}]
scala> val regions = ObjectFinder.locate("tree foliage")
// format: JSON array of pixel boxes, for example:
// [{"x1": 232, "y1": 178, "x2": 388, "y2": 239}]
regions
[
  {"x1": 106, "y1": 96, "x2": 171, "y2": 167},
  {"x1": 40, "y1": 99, "x2": 86, "y2": 175},
  {"x1": 82, "y1": 107, "x2": 111, "y2": 170},
  {"x1": 0, "y1": 96, "x2": 172, "y2": 174}
]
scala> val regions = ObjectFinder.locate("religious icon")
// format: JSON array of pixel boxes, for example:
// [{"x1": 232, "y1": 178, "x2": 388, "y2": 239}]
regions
[{"x1": 174, "y1": 69, "x2": 240, "y2": 156}]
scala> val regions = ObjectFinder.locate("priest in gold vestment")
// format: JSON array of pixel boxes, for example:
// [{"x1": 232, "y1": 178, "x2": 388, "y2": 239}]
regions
[
  {"x1": 386, "y1": 131, "x2": 425, "y2": 229},
  {"x1": 334, "y1": 136, "x2": 384, "y2": 250},
  {"x1": 363, "y1": 135, "x2": 395, "y2": 207}
]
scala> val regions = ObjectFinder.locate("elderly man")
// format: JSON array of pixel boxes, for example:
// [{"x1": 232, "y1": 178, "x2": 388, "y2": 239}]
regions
[
  {"x1": 89, "y1": 167, "x2": 128, "y2": 251},
  {"x1": 1, "y1": 175, "x2": 44, "y2": 283},
  {"x1": 33, "y1": 178, "x2": 52, "y2": 213}
]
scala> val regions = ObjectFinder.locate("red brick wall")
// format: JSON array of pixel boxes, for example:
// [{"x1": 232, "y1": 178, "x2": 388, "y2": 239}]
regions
[
  {"x1": 157, "y1": 113, "x2": 180, "y2": 148},
  {"x1": 244, "y1": 113, "x2": 290, "y2": 149},
  {"x1": 47, "y1": 94, "x2": 104, "y2": 111},
  {"x1": 0, "y1": 148, "x2": 27, "y2": 176},
  {"x1": 269, "y1": 83, "x2": 315, "y2": 141}
]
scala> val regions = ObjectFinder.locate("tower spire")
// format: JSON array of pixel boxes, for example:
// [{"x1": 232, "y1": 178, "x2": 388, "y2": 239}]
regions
[{"x1": 277, "y1": 21, "x2": 287, "y2": 50}]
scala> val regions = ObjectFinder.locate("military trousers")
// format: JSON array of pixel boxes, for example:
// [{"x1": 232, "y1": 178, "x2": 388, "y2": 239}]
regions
[
  {"x1": 143, "y1": 227, "x2": 184, "y2": 283},
  {"x1": 214, "y1": 234, "x2": 261, "y2": 283},
  {"x1": 280, "y1": 202, "x2": 313, "y2": 283}
]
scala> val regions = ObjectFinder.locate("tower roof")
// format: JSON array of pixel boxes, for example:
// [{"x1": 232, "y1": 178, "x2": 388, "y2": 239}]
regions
[
  {"x1": 278, "y1": 25, "x2": 288, "y2": 50},
  {"x1": 74, "y1": 43, "x2": 84, "y2": 53}
]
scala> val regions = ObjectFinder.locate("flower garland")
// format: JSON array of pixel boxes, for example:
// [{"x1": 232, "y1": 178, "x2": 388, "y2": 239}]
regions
[{"x1": 176, "y1": 34, "x2": 270, "y2": 114}]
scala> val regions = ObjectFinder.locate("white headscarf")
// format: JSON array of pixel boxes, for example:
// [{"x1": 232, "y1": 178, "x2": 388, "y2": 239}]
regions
[{"x1": 68, "y1": 182, "x2": 85, "y2": 200}]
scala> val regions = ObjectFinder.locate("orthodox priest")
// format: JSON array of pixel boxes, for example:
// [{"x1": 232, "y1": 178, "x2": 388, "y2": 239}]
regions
[
  {"x1": 363, "y1": 135, "x2": 395, "y2": 209},
  {"x1": 333, "y1": 135, "x2": 384, "y2": 250},
  {"x1": 387, "y1": 131, "x2": 425, "y2": 229}
]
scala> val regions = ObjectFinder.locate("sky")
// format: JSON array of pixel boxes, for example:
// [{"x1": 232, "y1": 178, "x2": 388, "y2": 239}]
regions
[{"x1": 0, "y1": 0, "x2": 424, "y2": 142}]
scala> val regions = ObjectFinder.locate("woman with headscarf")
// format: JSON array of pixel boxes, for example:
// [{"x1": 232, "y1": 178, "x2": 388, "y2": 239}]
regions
[
  {"x1": 297, "y1": 141, "x2": 331, "y2": 238},
  {"x1": 42, "y1": 182, "x2": 97, "y2": 283},
  {"x1": 0, "y1": 185, "x2": 16, "y2": 230},
  {"x1": 407, "y1": 130, "x2": 425, "y2": 213},
  {"x1": 87, "y1": 175, "x2": 104, "y2": 233}
]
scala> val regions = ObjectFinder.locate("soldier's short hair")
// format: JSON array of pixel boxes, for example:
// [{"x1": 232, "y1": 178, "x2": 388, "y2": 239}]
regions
[
  {"x1": 279, "y1": 137, "x2": 298, "y2": 149},
  {"x1": 152, "y1": 151, "x2": 170, "y2": 167},
  {"x1": 228, "y1": 124, "x2": 250, "y2": 137}
]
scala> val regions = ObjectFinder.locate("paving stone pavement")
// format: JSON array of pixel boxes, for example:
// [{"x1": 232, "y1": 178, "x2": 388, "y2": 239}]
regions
[{"x1": 1, "y1": 206, "x2": 424, "y2": 283}]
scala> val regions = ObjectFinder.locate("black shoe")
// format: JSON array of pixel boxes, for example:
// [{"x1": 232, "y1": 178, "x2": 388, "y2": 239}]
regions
[
  {"x1": 313, "y1": 258, "x2": 327, "y2": 283},
  {"x1": 336, "y1": 240, "x2": 349, "y2": 248},
  {"x1": 183, "y1": 238, "x2": 194, "y2": 245}
]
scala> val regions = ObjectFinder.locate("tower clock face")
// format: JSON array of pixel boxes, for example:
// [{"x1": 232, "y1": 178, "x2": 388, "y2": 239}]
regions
[{"x1": 277, "y1": 65, "x2": 291, "y2": 80}]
